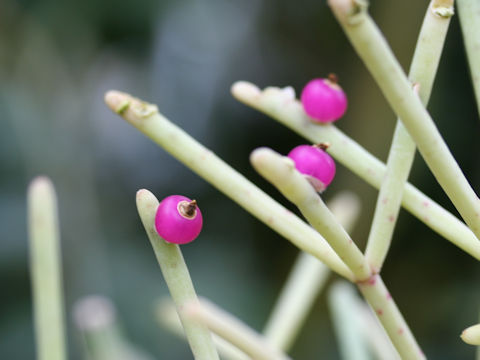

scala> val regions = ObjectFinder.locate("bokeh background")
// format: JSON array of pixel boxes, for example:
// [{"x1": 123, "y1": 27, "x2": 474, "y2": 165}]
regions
[{"x1": 2, "y1": 0, "x2": 480, "y2": 358}]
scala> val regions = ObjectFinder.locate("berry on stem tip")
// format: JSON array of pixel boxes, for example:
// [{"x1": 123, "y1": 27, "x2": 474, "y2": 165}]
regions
[
  {"x1": 288, "y1": 144, "x2": 336, "y2": 192},
  {"x1": 155, "y1": 195, "x2": 203, "y2": 244},
  {"x1": 300, "y1": 75, "x2": 348, "y2": 123}
]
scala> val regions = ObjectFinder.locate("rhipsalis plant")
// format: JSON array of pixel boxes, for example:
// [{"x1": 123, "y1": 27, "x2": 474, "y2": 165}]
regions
[{"x1": 24, "y1": 0, "x2": 480, "y2": 358}]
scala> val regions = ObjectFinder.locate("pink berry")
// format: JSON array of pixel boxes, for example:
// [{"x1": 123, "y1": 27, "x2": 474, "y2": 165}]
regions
[
  {"x1": 300, "y1": 74, "x2": 347, "y2": 123},
  {"x1": 155, "y1": 195, "x2": 203, "y2": 244},
  {"x1": 287, "y1": 144, "x2": 336, "y2": 192}
]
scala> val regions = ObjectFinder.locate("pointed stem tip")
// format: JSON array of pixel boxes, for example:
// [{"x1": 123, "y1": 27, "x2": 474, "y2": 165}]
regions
[
  {"x1": 104, "y1": 90, "x2": 132, "y2": 114},
  {"x1": 461, "y1": 323, "x2": 480, "y2": 345}
]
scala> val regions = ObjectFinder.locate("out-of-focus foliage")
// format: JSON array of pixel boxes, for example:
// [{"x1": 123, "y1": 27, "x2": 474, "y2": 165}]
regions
[{"x1": 1, "y1": 0, "x2": 480, "y2": 359}]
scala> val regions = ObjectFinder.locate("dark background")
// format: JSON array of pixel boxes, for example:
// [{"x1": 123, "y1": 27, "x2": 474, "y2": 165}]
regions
[{"x1": 1, "y1": 0, "x2": 480, "y2": 358}]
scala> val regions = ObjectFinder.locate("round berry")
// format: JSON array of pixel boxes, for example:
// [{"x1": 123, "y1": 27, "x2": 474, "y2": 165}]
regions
[
  {"x1": 155, "y1": 195, "x2": 203, "y2": 244},
  {"x1": 300, "y1": 75, "x2": 347, "y2": 123},
  {"x1": 288, "y1": 144, "x2": 336, "y2": 192}
]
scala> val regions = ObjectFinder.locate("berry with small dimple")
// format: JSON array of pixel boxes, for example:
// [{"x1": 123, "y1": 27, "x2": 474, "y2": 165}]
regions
[
  {"x1": 287, "y1": 144, "x2": 336, "y2": 192},
  {"x1": 154, "y1": 195, "x2": 203, "y2": 244},
  {"x1": 300, "y1": 75, "x2": 347, "y2": 123}
]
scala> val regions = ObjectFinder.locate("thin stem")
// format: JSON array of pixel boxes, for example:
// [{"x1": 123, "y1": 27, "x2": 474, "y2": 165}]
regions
[
  {"x1": 263, "y1": 253, "x2": 329, "y2": 351},
  {"x1": 328, "y1": 282, "x2": 370, "y2": 360},
  {"x1": 457, "y1": 0, "x2": 480, "y2": 117},
  {"x1": 73, "y1": 296, "x2": 155, "y2": 360},
  {"x1": 231, "y1": 82, "x2": 480, "y2": 260},
  {"x1": 155, "y1": 299, "x2": 249, "y2": 360},
  {"x1": 136, "y1": 189, "x2": 219, "y2": 360},
  {"x1": 105, "y1": 91, "x2": 353, "y2": 281},
  {"x1": 262, "y1": 192, "x2": 361, "y2": 351},
  {"x1": 355, "y1": 298, "x2": 400, "y2": 359},
  {"x1": 250, "y1": 147, "x2": 371, "y2": 280},
  {"x1": 328, "y1": 0, "x2": 480, "y2": 242},
  {"x1": 27, "y1": 176, "x2": 67, "y2": 360},
  {"x1": 357, "y1": 275, "x2": 425, "y2": 360},
  {"x1": 366, "y1": 0, "x2": 453, "y2": 271},
  {"x1": 183, "y1": 298, "x2": 291, "y2": 360},
  {"x1": 364, "y1": 84, "x2": 419, "y2": 272}
]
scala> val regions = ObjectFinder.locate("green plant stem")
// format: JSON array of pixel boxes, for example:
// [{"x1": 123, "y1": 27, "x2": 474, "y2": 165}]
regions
[
  {"x1": 262, "y1": 192, "x2": 360, "y2": 351},
  {"x1": 328, "y1": 0, "x2": 480, "y2": 242},
  {"x1": 354, "y1": 296, "x2": 400, "y2": 359},
  {"x1": 357, "y1": 275, "x2": 424, "y2": 360},
  {"x1": 155, "y1": 299, "x2": 249, "y2": 360},
  {"x1": 250, "y1": 147, "x2": 371, "y2": 280},
  {"x1": 231, "y1": 82, "x2": 480, "y2": 260},
  {"x1": 136, "y1": 189, "x2": 219, "y2": 360},
  {"x1": 328, "y1": 282, "x2": 370, "y2": 360},
  {"x1": 263, "y1": 253, "x2": 330, "y2": 351},
  {"x1": 73, "y1": 296, "x2": 155, "y2": 360},
  {"x1": 27, "y1": 176, "x2": 66, "y2": 360},
  {"x1": 105, "y1": 91, "x2": 353, "y2": 281},
  {"x1": 365, "y1": 0, "x2": 453, "y2": 271},
  {"x1": 457, "y1": 0, "x2": 480, "y2": 117},
  {"x1": 183, "y1": 298, "x2": 291, "y2": 360},
  {"x1": 249, "y1": 148, "x2": 423, "y2": 358}
]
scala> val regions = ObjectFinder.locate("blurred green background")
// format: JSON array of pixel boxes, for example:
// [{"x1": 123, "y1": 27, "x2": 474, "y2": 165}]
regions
[{"x1": 1, "y1": 0, "x2": 480, "y2": 358}]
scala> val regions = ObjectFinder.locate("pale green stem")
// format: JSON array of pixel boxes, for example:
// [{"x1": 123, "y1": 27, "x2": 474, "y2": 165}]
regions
[
  {"x1": 366, "y1": 0, "x2": 453, "y2": 272},
  {"x1": 73, "y1": 296, "x2": 155, "y2": 360},
  {"x1": 250, "y1": 147, "x2": 371, "y2": 280},
  {"x1": 183, "y1": 298, "x2": 291, "y2": 360},
  {"x1": 231, "y1": 82, "x2": 480, "y2": 260},
  {"x1": 249, "y1": 148, "x2": 423, "y2": 358},
  {"x1": 355, "y1": 298, "x2": 400, "y2": 359},
  {"x1": 461, "y1": 324, "x2": 480, "y2": 345},
  {"x1": 329, "y1": 0, "x2": 480, "y2": 241},
  {"x1": 262, "y1": 191, "x2": 361, "y2": 351},
  {"x1": 457, "y1": 0, "x2": 480, "y2": 117},
  {"x1": 27, "y1": 176, "x2": 67, "y2": 360},
  {"x1": 357, "y1": 275, "x2": 424, "y2": 360},
  {"x1": 263, "y1": 253, "x2": 329, "y2": 350},
  {"x1": 364, "y1": 84, "x2": 420, "y2": 272},
  {"x1": 105, "y1": 91, "x2": 353, "y2": 281},
  {"x1": 477, "y1": 312, "x2": 480, "y2": 360},
  {"x1": 155, "y1": 299, "x2": 249, "y2": 360},
  {"x1": 136, "y1": 189, "x2": 219, "y2": 360},
  {"x1": 328, "y1": 282, "x2": 370, "y2": 360}
]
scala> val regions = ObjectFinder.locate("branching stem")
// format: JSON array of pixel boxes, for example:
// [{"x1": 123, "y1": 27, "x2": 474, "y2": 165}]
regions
[
  {"x1": 249, "y1": 147, "x2": 423, "y2": 358},
  {"x1": 263, "y1": 192, "x2": 361, "y2": 351},
  {"x1": 328, "y1": 0, "x2": 480, "y2": 242},
  {"x1": 231, "y1": 82, "x2": 480, "y2": 260},
  {"x1": 105, "y1": 91, "x2": 353, "y2": 281}
]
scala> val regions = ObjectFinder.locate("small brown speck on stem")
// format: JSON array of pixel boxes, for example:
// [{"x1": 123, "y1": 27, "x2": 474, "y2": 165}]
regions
[
  {"x1": 314, "y1": 142, "x2": 331, "y2": 151},
  {"x1": 328, "y1": 73, "x2": 338, "y2": 84}
]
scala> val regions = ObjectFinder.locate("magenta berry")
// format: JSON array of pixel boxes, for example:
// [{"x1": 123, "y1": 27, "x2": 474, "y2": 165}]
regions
[
  {"x1": 287, "y1": 144, "x2": 336, "y2": 192},
  {"x1": 300, "y1": 74, "x2": 347, "y2": 123},
  {"x1": 154, "y1": 195, "x2": 203, "y2": 244}
]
